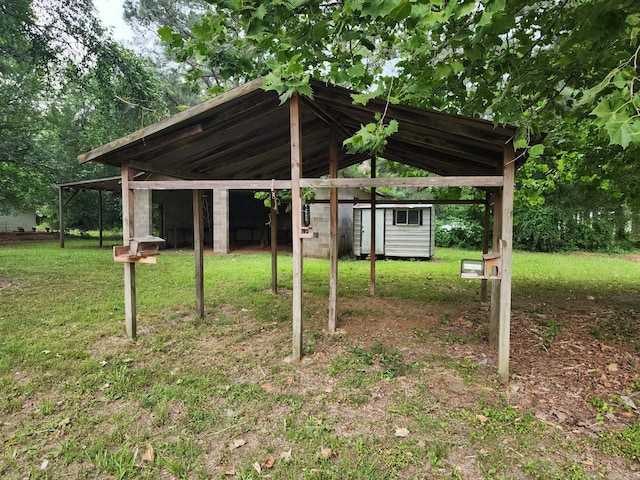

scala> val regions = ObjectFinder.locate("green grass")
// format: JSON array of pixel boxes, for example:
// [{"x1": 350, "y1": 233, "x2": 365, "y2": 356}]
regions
[{"x1": 0, "y1": 239, "x2": 639, "y2": 479}]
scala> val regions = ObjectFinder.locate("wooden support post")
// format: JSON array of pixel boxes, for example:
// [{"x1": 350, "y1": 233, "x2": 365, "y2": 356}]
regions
[
  {"x1": 498, "y1": 145, "x2": 515, "y2": 384},
  {"x1": 58, "y1": 187, "x2": 65, "y2": 249},
  {"x1": 98, "y1": 190, "x2": 103, "y2": 248},
  {"x1": 270, "y1": 203, "x2": 278, "y2": 294},
  {"x1": 480, "y1": 192, "x2": 491, "y2": 302},
  {"x1": 122, "y1": 163, "x2": 137, "y2": 339},
  {"x1": 290, "y1": 95, "x2": 304, "y2": 360},
  {"x1": 489, "y1": 194, "x2": 502, "y2": 348},
  {"x1": 193, "y1": 190, "x2": 205, "y2": 317},
  {"x1": 328, "y1": 126, "x2": 339, "y2": 332},
  {"x1": 370, "y1": 156, "x2": 377, "y2": 297}
]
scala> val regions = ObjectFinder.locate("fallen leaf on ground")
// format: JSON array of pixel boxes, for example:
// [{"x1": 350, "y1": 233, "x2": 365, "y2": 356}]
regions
[
  {"x1": 142, "y1": 445, "x2": 155, "y2": 463},
  {"x1": 280, "y1": 448, "x2": 292, "y2": 461},
  {"x1": 253, "y1": 462, "x2": 261, "y2": 473},
  {"x1": 395, "y1": 427, "x2": 410, "y2": 437},
  {"x1": 230, "y1": 438, "x2": 247, "y2": 449},
  {"x1": 261, "y1": 455, "x2": 275, "y2": 469},
  {"x1": 606, "y1": 363, "x2": 618, "y2": 372},
  {"x1": 224, "y1": 469, "x2": 235, "y2": 476},
  {"x1": 476, "y1": 414, "x2": 489, "y2": 423},
  {"x1": 261, "y1": 383, "x2": 273, "y2": 393},
  {"x1": 321, "y1": 447, "x2": 334, "y2": 458}
]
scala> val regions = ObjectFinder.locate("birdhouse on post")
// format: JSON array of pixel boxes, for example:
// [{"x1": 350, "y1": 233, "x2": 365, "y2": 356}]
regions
[
  {"x1": 113, "y1": 235, "x2": 165, "y2": 264},
  {"x1": 460, "y1": 252, "x2": 501, "y2": 280}
]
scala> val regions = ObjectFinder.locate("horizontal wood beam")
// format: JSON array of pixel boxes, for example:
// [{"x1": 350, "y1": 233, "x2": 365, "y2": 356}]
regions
[
  {"x1": 127, "y1": 176, "x2": 502, "y2": 191},
  {"x1": 309, "y1": 198, "x2": 487, "y2": 205},
  {"x1": 300, "y1": 176, "x2": 503, "y2": 188},
  {"x1": 128, "y1": 180, "x2": 293, "y2": 190}
]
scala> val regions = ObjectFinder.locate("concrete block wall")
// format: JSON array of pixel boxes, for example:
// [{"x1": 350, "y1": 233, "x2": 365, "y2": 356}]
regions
[
  {"x1": 213, "y1": 189, "x2": 229, "y2": 254},
  {"x1": 133, "y1": 190, "x2": 152, "y2": 237},
  {"x1": 303, "y1": 187, "x2": 367, "y2": 258}
]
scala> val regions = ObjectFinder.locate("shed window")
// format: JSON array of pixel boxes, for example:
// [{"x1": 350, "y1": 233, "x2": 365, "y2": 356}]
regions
[{"x1": 394, "y1": 209, "x2": 422, "y2": 225}]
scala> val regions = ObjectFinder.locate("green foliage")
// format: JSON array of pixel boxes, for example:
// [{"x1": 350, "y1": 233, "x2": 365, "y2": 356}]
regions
[
  {"x1": 513, "y1": 204, "x2": 615, "y2": 252},
  {"x1": 0, "y1": 0, "x2": 175, "y2": 226},
  {"x1": 343, "y1": 113, "x2": 399, "y2": 156},
  {"x1": 262, "y1": 56, "x2": 313, "y2": 104}
]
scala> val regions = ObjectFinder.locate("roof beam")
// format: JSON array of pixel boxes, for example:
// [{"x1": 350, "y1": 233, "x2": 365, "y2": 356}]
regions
[
  {"x1": 300, "y1": 176, "x2": 503, "y2": 188},
  {"x1": 78, "y1": 78, "x2": 266, "y2": 164},
  {"x1": 125, "y1": 176, "x2": 502, "y2": 190}
]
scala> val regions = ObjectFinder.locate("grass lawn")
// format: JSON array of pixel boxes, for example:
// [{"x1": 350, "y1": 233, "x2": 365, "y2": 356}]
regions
[{"x1": 0, "y1": 239, "x2": 639, "y2": 479}]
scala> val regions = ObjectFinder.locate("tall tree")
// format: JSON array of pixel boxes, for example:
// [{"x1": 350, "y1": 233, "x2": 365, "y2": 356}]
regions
[{"x1": 0, "y1": 0, "x2": 168, "y2": 215}]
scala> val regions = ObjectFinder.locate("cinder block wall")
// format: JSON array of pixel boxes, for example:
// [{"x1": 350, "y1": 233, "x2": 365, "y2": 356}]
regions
[
  {"x1": 303, "y1": 188, "x2": 366, "y2": 258},
  {"x1": 133, "y1": 190, "x2": 152, "y2": 237},
  {"x1": 213, "y1": 189, "x2": 229, "y2": 254}
]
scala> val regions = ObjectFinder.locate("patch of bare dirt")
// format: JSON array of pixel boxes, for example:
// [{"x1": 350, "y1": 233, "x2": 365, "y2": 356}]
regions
[{"x1": 330, "y1": 293, "x2": 640, "y2": 436}]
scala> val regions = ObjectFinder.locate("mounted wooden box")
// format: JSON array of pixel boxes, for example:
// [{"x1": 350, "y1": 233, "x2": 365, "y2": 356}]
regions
[
  {"x1": 113, "y1": 235, "x2": 165, "y2": 264},
  {"x1": 460, "y1": 253, "x2": 501, "y2": 280}
]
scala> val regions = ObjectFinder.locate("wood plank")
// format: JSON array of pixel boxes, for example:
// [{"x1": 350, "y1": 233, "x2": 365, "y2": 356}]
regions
[
  {"x1": 498, "y1": 145, "x2": 515, "y2": 384},
  {"x1": 126, "y1": 177, "x2": 502, "y2": 191},
  {"x1": 370, "y1": 156, "x2": 377, "y2": 297},
  {"x1": 271, "y1": 203, "x2": 278, "y2": 294},
  {"x1": 290, "y1": 95, "x2": 304, "y2": 361},
  {"x1": 301, "y1": 96, "x2": 353, "y2": 139},
  {"x1": 129, "y1": 180, "x2": 293, "y2": 190},
  {"x1": 300, "y1": 177, "x2": 503, "y2": 188},
  {"x1": 78, "y1": 78, "x2": 266, "y2": 164},
  {"x1": 328, "y1": 127, "x2": 338, "y2": 332},
  {"x1": 310, "y1": 198, "x2": 486, "y2": 205},
  {"x1": 98, "y1": 190, "x2": 103, "y2": 248},
  {"x1": 122, "y1": 163, "x2": 137, "y2": 340},
  {"x1": 109, "y1": 124, "x2": 204, "y2": 163},
  {"x1": 128, "y1": 160, "x2": 204, "y2": 180},
  {"x1": 489, "y1": 193, "x2": 502, "y2": 348},
  {"x1": 310, "y1": 82, "x2": 516, "y2": 144},
  {"x1": 480, "y1": 192, "x2": 490, "y2": 302},
  {"x1": 193, "y1": 190, "x2": 205, "y2": 317}
]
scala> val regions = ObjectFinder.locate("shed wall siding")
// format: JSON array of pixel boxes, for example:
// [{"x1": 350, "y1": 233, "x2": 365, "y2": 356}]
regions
[
  {"x1": 353, "y1": 206, "x2": 434, "y2": 258},
  {"x1": 0, "y1": 212, "x2": 36, "y2": 232},
  {"x1": 384, "y1": 209, "x2": 433, "y2": 257},
  {"x1": 353, "y1": 209, "x2": 362, "y2": 256}
]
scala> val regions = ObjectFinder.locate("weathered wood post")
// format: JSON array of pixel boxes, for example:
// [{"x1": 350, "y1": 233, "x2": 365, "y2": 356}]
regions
[
  {"x1": 489, "y1": 193, "x2": 502, "y2": 348},
  {"x1": 193, "y1": 190, "x2": 204, "y2": 317},
  {"x1": 328, "y1": 126, "x2": 339, "y2": 332},
  {"x1": 98, "y1": 190, "x2": 103, "y2": 248},
  {"x1": 58, "y1": 187, "x2": 65, "y2": 249},
  {"x1": 480, "y1": 192, "x2": 491, "y2": 302},
  {"x1": 270, "y1": 201, "x2": 278, "y2": 294},
  {"x1": 498, "y1": 144, "x2": 515, "y2": 383},
  {"x1": 121, "y1": 163, "x2": 137, "y2": 339},
  {"x1": 290, "y1": 94, "x2": 304, "y2": 360},
  {"x1": 369, "y1": 156, "x2": 377, "y2": 297}
]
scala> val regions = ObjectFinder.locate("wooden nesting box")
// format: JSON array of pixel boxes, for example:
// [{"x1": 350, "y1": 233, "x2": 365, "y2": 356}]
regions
[
  {"x1": 460, "y1": 253, "x2": 501, "y2": 280},
  {"x1": 299, "y1": 226, "x2": 317, "y2": 239},
  {"x1": 113, "y1": 235, "x2": 165, "y2": 264}
]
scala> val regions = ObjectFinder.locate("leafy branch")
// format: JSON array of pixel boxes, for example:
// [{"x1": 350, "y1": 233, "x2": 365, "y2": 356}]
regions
[
  {"x1": 262, "y1": 55, "x2": 313, "y2": 105},
  {"x1": 580, "y1": 14, "x2": 640, "y2": 148}
]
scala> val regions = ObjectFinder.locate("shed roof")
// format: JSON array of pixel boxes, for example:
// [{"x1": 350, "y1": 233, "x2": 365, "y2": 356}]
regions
[{"x1": 78, "y1": 79, "x2": 521, "y2": 180}]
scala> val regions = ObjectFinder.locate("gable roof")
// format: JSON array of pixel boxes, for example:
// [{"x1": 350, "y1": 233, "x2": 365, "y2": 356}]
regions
[{"x1": 78, "y1": 78, "x2": 521, "y2": 180}]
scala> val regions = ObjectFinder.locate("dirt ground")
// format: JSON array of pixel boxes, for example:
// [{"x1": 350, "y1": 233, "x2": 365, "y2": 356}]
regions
[{"x1": 335, "y1": 292, "x2": 640, "y2": 431}]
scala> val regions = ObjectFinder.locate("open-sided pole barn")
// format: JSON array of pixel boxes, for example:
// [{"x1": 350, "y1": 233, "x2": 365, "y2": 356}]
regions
[{"x1": 78, "y1": 78, "x2": 528, "y2": 383}]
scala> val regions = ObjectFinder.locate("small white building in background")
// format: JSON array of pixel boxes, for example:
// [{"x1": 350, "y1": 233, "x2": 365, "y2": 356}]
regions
[
  {"x1": 353, "y1": 203, "x2": 435, "y2": 259},
  {"x1": 0, "y1": 211, "x2": 37, "y2": 232}
]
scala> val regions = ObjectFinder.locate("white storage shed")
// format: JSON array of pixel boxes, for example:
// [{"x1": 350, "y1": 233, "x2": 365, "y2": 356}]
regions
[{"x1": 353, "y1": 203, "x2": 435, "y2": 259}]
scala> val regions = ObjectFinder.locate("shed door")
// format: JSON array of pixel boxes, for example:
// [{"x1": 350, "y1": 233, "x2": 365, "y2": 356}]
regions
[{"x1": 360, "y1": 209, "x2": 385, "y2": 255}]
